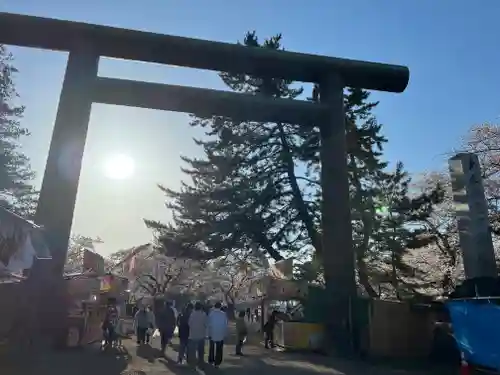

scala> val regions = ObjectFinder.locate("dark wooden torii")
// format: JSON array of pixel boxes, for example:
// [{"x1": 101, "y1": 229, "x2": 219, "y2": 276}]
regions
[{"x1": 0, "y1": 12, "x2": 409, "y2": 352}]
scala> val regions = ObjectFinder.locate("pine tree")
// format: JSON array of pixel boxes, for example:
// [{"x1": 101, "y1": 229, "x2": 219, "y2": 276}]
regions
[
  {"x1": 369, "y1": 163, "x2": 445, "y2": 299},
  {"x1": 148, "y1": 32, "x2": 317, "y2": 262},
  {"x1": 148, "y1": 32, "x2": 443, "y2": 301},
  {"x1": 0, "y1": 45, "x2": 37, "y2": 218},
  {"x1": 148, "y1": 34, "x2": 384, "y2": 268}
]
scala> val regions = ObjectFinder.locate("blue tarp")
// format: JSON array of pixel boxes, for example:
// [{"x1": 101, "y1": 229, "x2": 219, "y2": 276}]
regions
[{"x1": 448, "y1": 300, "x2": 500, "y2": 370}]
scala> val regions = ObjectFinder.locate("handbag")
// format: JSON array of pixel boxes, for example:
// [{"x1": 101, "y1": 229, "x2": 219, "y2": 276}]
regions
[{"x1": 152, "y1": 329, "x2": 161, "y2": 338}]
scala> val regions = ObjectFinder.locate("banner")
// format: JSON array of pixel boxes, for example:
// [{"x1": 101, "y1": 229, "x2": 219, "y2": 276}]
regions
[{"x1": 100, "y1": 274, "x2": 113, "y2": 292}]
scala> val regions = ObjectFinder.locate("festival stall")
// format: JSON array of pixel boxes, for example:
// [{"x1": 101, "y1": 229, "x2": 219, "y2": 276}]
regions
[
  {"x1": 64, "y1": 272, "x2": 101, "y2": 347},
  {"x1": 99, "y1": 272, "x2": 130, "y2": 313},
  {"x1": 253, "y1": 259, "x2": 324, "y2": 351},
  {"x1": 0, "y1": 207, "x2": 52, "y2": 352},
  {"x1": 63, "y1": 250, "x2": 129, "y2": 347}
]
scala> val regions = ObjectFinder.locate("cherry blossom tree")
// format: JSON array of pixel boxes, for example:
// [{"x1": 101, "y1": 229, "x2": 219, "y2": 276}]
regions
[
  {"x1": 133, "y1": 255, "x2": 203, "y2": 296},
  {"x1": 104, "y1": 244, "x2": 205, "y2": 299},
  {"x1": 198, "y1": 255, "x2": 266, "y2": 312},
  {"x1": 404, "y1": 172, "x2": 463, "y2": 296}
]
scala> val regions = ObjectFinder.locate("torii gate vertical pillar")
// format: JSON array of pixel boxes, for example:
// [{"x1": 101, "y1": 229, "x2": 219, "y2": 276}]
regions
[
  {"x1": 33, "y1": 47, "x2": 99, "y2": 348},
  {"x1": 320, "y1": 74, "x2": 357, "y2": 354},
  {"x1": 35, "y1": 47, "x2": 99, "y2": 277},
  {"x1": 449, "y1": 153, "x2": 497, "y2": 279}
]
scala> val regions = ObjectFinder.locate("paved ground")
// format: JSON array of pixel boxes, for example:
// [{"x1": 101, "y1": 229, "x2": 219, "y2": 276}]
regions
[{"x1": 0, "y1": 330, "x2": 452, "y2": 375}]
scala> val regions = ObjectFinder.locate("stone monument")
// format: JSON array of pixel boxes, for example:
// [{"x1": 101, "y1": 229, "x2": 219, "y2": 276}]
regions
[{"x1": 449, "y1": 153, "x2": 497, "y2": 279}]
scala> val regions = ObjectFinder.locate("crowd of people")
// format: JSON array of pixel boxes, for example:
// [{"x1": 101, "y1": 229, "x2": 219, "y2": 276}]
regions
[{"x1": 127, "y1": 300, "x2": 279, "y2": 368}]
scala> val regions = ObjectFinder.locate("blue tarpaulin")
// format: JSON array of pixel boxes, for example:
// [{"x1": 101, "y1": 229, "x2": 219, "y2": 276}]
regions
[{"x1": 448, "y1": 300, "x2": 500, "y2": 370}]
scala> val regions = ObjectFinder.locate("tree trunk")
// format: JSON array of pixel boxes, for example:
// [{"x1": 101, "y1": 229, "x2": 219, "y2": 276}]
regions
[
  {"x1": 257, "y1": 234, "x2": 284, "y2": 261},
  {"x1": 276, "y1": 122, "x2": 322, "y2": 254},
  {"x1": 391, "y1": 252, "x2": 401, "y2": 300}
]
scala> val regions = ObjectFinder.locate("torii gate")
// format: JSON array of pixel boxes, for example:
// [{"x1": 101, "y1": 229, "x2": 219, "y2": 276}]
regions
[{"x1": 0, "y1": 12, "x2": 409, "y2": 352}]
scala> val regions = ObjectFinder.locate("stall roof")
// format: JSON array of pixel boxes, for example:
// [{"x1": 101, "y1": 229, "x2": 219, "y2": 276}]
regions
[
  {"x1": 0, "y1": 207, "x2": 51, "y2": 278},
  {"x1": 64, "y1": 271, "x2": 100, "y2": 279},
  {"x1": 63, "y1": 270, "x2": 128, "y2": 279},
  {"x1": 0, "y1": 207, "x2": 51, "y2": 259},
  {"x1": 0, "y1": 206, "x2": 40, "y2": 229}
]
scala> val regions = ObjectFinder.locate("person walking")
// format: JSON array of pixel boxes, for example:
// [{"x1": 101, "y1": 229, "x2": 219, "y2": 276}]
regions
[
  {"x1": 145, "y1": 306, "x2": 155, "y2": 344},
  {"x1": 177, "y1": 303, "x2": 193, "y2": 364},
  {"x1": 235, "y1": 310, "x2": 248, "y2": 356},
  {"x1": 171, "y1": 301, "x2": 179, "y2": 320},
  {"x1": 208, "y1": 302, "x2": 228, "y2": 368},
  {"x1": 263, "y1": 310, "x2": 278, "y2": 349},
  {"x1": 102, "y1": 300, "x2": 119, "y2": 346},
  {"x1": 204, "y1": 303, "x2": 212, "y2": 315},
  {"x1": 188, "y1": 302, "x2": 208, "y2": 366},
  {"x1": 246, "y1": 308, "x2": 251, "y2": 322},
  {"x1": 156, "y1": 300, "x2": 177, "y2": 354},
  {"x1": 134, "y1": 304, "x2": 155, "y2": 345}
]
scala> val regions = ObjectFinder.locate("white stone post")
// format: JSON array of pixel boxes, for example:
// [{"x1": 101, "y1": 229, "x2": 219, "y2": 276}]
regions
[{"x1": 449, "y1": 153, "x2": 497, "y2": 279}]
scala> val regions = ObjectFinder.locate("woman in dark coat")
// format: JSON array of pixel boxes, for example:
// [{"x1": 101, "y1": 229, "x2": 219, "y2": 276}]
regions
[
  {"x1": 156, "y1": 300, "x2": 177, "y2": 353},
  {"x1": 176, "y1": 303, "x2": 193, "y2": 364},
  {"x1": 263, "y1": 310, "x2": 278, "y2": 349}
]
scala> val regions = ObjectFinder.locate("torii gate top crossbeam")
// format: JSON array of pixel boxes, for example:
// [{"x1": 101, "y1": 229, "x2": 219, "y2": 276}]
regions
[{"x1": 0, "y1": 12, "x2": 409, "y2": 93}]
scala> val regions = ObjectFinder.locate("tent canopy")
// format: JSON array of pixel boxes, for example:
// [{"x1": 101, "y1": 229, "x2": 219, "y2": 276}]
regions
[{"x1": 0, "y1": 207, "x2": 51, "y2": 278}]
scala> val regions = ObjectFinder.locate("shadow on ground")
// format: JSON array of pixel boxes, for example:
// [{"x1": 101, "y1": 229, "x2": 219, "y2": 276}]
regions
[
  {"x1": 249, "y1": 350, "x2": 457, "y2": 375},
  {"x1": 159, "y1": 342, "x2": 450, "y2": 375},
  {"x1": 0, "y1": 334, "x2": 457, "y2": 375},
  {"x1": 0, "y1": 344, "x2": 131, "y2": 375},
  {"x1": 135, "y1": 342, "x2": 164, "y2": 363}
]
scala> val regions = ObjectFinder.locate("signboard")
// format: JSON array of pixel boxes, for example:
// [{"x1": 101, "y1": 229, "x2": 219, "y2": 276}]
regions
[
  {"x1": 267, "y1": 278, "x2": 308, "y2": 300},
  {"x1": 82, "y1": 249, "x2": 104, "y2": 274},
  {"x1": 66, "y1": 276, "x2": 100, "y2": 297},
  {"x1": 99, "y1": 274, "x2": 128, "y2": 295}
]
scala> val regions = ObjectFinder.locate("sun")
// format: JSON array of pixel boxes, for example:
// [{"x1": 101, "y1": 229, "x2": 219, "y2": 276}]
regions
[{"x1": 103, "y1": 153, "x2": 135, "y2": 180}]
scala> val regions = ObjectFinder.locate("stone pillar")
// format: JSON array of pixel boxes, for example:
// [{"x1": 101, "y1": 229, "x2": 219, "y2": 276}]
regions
[{"x1": 448, "y1": 153, "x2": 497, "y2": 279}]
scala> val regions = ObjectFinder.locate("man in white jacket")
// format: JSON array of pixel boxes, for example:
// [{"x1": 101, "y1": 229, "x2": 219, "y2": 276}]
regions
[
  {"x1": 188, "y1": 302, "x2": 207, "y2": 365},
  {"x1": 207, "y1": 302, "x2": 228, "y2": 367}
]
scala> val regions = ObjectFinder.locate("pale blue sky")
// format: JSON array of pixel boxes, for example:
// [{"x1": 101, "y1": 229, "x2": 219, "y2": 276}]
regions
[{"x1": 1, "y1": 0, "x2": 499, "y2": 253}]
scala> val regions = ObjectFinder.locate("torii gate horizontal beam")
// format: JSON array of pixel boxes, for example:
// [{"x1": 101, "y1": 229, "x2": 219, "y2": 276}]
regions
[
  {"x1": 93, "y1": 77, "x2": 329, "y2": 126},
  {"x1": 0, "y1": 12, "x2": 409, "y2": 93}
]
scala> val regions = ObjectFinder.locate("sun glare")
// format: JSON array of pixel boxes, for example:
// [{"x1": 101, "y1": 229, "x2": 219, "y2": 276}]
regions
[{"x1": 103, "y1": 153, "x2": 135, "y2": 180}]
